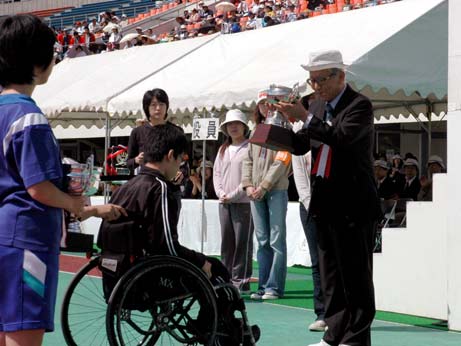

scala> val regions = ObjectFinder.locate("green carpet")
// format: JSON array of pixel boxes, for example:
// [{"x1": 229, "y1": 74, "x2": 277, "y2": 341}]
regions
[
  {"x1": 59, "y1": 253, "x2": 450, "y2": 332},
  {"x1": 245, "y1": 262, "x2": 449, "y2": 332}
]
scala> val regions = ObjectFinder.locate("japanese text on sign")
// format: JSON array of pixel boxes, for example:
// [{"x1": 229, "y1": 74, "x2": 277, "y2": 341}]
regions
[{"x1": 192, "y1": 118, "x2": 220, "y2": 141}]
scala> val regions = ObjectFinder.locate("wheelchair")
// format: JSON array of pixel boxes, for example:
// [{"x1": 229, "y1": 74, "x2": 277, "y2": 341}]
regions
[{"x1": 61, "y1": 253, "x2": 257, "y2": 346}]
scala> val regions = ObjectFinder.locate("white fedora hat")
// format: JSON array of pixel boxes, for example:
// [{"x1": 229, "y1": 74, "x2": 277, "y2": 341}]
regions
[
  {"x1": 220, "y1": 109, "x2": 249, "y2": 136},
  {"x1": 301, "y1": 49, "x2": 348, "y2": 72}
]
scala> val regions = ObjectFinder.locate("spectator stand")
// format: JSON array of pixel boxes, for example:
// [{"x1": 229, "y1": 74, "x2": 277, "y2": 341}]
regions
[
  {"x1": 46, "y1": 0, "x2": 158, "y2": 29},
  {"x1": 121, "y1": 0, "x2": 209, "y2": 37},
  {"x1": 50, "y1": 0, "x2": 396, "y2": 58},
  {"x1": 21, "y1": 6, "x2": 74, "y2": 19}
]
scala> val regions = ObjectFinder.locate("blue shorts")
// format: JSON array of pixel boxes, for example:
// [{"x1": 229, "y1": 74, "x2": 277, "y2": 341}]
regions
[{"x1": 0, "y1": 245, "x2": 59, "y2": 332}]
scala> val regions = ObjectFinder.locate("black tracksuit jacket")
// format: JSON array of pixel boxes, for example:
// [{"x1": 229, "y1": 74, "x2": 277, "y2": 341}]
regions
[{"x1": 108, "y1": 166, "x2": 206, "y2": 268}]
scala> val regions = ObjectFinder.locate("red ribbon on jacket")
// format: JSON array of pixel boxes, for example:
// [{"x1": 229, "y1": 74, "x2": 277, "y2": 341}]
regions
[{"x1": 311, "y1": 144, "x2": 332, "y2": 178}]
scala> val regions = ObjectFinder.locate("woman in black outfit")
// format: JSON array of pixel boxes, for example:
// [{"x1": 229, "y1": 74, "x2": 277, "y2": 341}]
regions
[{"x1": 127, "y1": 88, "x2": 189, "y2": 211}]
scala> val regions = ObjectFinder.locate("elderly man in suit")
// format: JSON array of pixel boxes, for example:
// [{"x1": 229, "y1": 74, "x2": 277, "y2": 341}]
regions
[{"x1": 275, "y1": 50, "x2": 381, "y2": 346}]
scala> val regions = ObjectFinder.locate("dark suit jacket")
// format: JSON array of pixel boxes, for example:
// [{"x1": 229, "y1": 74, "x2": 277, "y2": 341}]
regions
[
  {"x1": 290, "y1": 84, "x2": 381, "y2": 224},
  {"x1": 377, "y1": 176, "x2": 398, "y2": 200},
  {"x1": 399, "y1": 177, "x2": 421, "y2": 201}
]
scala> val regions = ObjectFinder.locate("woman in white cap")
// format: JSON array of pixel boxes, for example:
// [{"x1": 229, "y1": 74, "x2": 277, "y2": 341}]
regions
[
  {"x1": 213, "y1": 109, "x2": 254, "y2": 294},
  {"x1": 242, "y1": 91, "x2": 292, "y2": 300},
  {"x1": 185, "y1": 159, "x2": 217, "y2": 199}
]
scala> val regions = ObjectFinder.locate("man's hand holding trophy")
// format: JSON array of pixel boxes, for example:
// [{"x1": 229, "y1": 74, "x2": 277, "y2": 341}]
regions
[{"x1": 249, "y1": 83, "x2": 303, "y2": 152}]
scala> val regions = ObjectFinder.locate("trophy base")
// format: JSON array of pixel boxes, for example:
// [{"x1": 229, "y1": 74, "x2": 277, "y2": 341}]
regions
[{"x1": 249, "y1": 124, "x2": 293, "y2": 152}]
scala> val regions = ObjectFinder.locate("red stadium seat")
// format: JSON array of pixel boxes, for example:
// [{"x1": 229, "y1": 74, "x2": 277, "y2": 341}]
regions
[{"x1": 328, "y1": 6, "x2": 338, "y2": 14}]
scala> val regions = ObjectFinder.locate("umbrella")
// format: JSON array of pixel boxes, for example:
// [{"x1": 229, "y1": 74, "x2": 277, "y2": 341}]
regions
[
  {"x1": 119, "y1": 33, "x2": 141, "y2": 44},
  {"x1": 65, "y1": 45, "x2": 91, "y2": 58},
  {"x1": 215, "y1": 1, "x2": 237, "y2": 13},
  {"x1": 102, "y1": 22, "x2": 120, "y2": 33}
]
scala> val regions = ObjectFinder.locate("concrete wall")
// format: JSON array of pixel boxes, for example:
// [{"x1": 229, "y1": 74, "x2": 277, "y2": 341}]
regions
[
  {"x1": 374, "y1": 173, "x2": 448, "y2": 320},
  {"x1": 374, "y1": 0, "x2": 461, "y2": 330},
  {"x1": 447, "y1": 0, "x2": 461, "y2": 332},
  {"x1": 0, "y1": 0, "x2": 103, "y2": 15}
]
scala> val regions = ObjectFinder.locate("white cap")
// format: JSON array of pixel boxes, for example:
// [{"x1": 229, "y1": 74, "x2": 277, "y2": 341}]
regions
[
  {"x1": 374, "y1": 160, "x2": 389, "y2": 170},
  {"x1": 197, "y1": 160, "x2": 213, "y2": 176},
  {"x1": 301, "y1": 49, "x2": 348, "y2": 72},
  {"x1": 256, "y1": 89, "x2": 268, "y2": 104},
  {"x1": 427, "y1": 155, "x2": 445, "y2": 169},
  {"x1": 220, "y1": 109, "x2": 249, "y2": 136},
  {"x1": 403, "y1": 158, "x2": 419, "y2": 169}
]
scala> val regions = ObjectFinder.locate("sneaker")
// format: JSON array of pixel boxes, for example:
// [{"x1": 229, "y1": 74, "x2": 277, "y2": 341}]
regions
[
  {"x1": 308, "y1": 340, "x2": 332, "y2": 346},
  {"x1": 243, "y1": 324, "x2": 261, "y2": 345},
  {"x1": 250, "y1": 291, "x2": 264, "y2": 300},
  {"x1": 261, "y1": 292, "x2": 279, "y2": 300},
  {"x1": 308, "y1": 320, "x2": 327, "y2": 332}
]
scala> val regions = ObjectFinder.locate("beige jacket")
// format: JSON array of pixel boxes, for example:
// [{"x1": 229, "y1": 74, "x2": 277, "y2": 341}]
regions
[{"x1": 241, "y1": 141, "x2": 292, "y2": 191}]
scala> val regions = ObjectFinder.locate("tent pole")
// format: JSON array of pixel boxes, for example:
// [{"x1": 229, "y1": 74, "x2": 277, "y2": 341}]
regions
[
  {"x1": 103, "y1": 112, "x2": 111, "y2": 204},
  {"x1": 426, "y1": 101, "x2": 433, "y2": 166}
]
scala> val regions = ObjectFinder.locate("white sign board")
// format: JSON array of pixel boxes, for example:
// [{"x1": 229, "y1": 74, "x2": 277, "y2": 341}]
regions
[{"x1": 192, "y1": 118, "x2": 220, "y2": 141}]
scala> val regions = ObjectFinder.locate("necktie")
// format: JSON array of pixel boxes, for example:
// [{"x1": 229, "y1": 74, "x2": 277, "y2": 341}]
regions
[{"x1": 324, "y1": 103, "x2": 334, "y2": 122}]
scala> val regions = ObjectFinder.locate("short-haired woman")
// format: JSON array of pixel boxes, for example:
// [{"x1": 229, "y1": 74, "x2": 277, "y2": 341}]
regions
[
  {"x1": 127, "y1": 88, "x2": 189, "y2": 211},
  {"x1": 0, "y1": 15, "x2": 86, "y2": 346}
]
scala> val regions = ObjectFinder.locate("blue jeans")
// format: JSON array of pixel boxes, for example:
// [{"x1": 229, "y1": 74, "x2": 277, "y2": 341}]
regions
[
  {"x1": 251, "y1": 190, "x2": 288, "y2": 296},
  {"x1": 300, "y1": 203, "x2": 325, "y2": 320}
]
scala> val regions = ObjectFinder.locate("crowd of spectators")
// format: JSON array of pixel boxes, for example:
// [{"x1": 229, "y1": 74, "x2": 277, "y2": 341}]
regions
[
  {"x1": 53, "y1": 10, "x2": 131, "y2": 59},
  {"x1": 50, "y1": 0, "x2": 399, "y2": 61},
  {"x1": 373, "y1": 152, "x2": 446, "y2": 203},
  {"x1": 373, "y1": 152, "x2": 445, "y2": 227}
]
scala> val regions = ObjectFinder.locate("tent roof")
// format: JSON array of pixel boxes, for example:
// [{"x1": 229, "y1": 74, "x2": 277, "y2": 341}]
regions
[
  {"x1": 34, "y1": 34, "x2": 217, "y2": 115},
  {"x1": 35, "y1": 0, "x2": 447, "y2": 129}
]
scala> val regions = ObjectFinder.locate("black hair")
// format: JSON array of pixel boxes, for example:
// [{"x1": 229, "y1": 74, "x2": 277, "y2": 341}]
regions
[
  {"x1": 0, "y1": 14, "x2": 56, "y2": 86},
  {"x1": 142, "y1": 88, "x2": 170, "y2": 120},
  {"x1": 144, "y1": 124, "x2": 188, "y2": 163},
  {"x1": 253, "y1": 103, "x2": 265, "y2": 124}
]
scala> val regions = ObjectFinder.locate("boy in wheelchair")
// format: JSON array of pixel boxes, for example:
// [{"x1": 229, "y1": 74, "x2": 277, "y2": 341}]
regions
[{"x1": 98, "y1": 124, "x2": 260, "y2": 346}]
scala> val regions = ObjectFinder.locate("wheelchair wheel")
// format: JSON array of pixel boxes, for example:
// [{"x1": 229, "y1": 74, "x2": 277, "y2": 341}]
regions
[
  {"x1": 106, "y1": 256, "x2": 218, "y2": 346},
  {"x1": 61, "y1": 256, "x2": 109, "y2": 346}
]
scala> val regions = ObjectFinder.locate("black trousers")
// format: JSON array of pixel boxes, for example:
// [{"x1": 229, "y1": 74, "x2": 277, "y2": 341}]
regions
[{"x1": 314, "y1": 216, "x2": 377, "y2": 346}]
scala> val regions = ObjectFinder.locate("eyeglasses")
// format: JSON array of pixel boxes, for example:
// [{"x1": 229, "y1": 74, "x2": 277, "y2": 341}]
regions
[{"x1": 306, "y1": 72, "x2": 337, "y2": 87}]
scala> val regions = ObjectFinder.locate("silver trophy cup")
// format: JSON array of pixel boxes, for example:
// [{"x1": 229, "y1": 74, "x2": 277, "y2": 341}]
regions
[{"x1": 264, "y1": 83, "x2": 300, "y2": 129}]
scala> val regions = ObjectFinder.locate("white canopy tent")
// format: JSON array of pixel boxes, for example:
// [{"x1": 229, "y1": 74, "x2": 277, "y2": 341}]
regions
[
  {"x1": 35, "y1": 0, "x2": 447, "y2": 134},
  {"x1": 107, "y1": 0, "x2": 447, "y2": 121}
]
